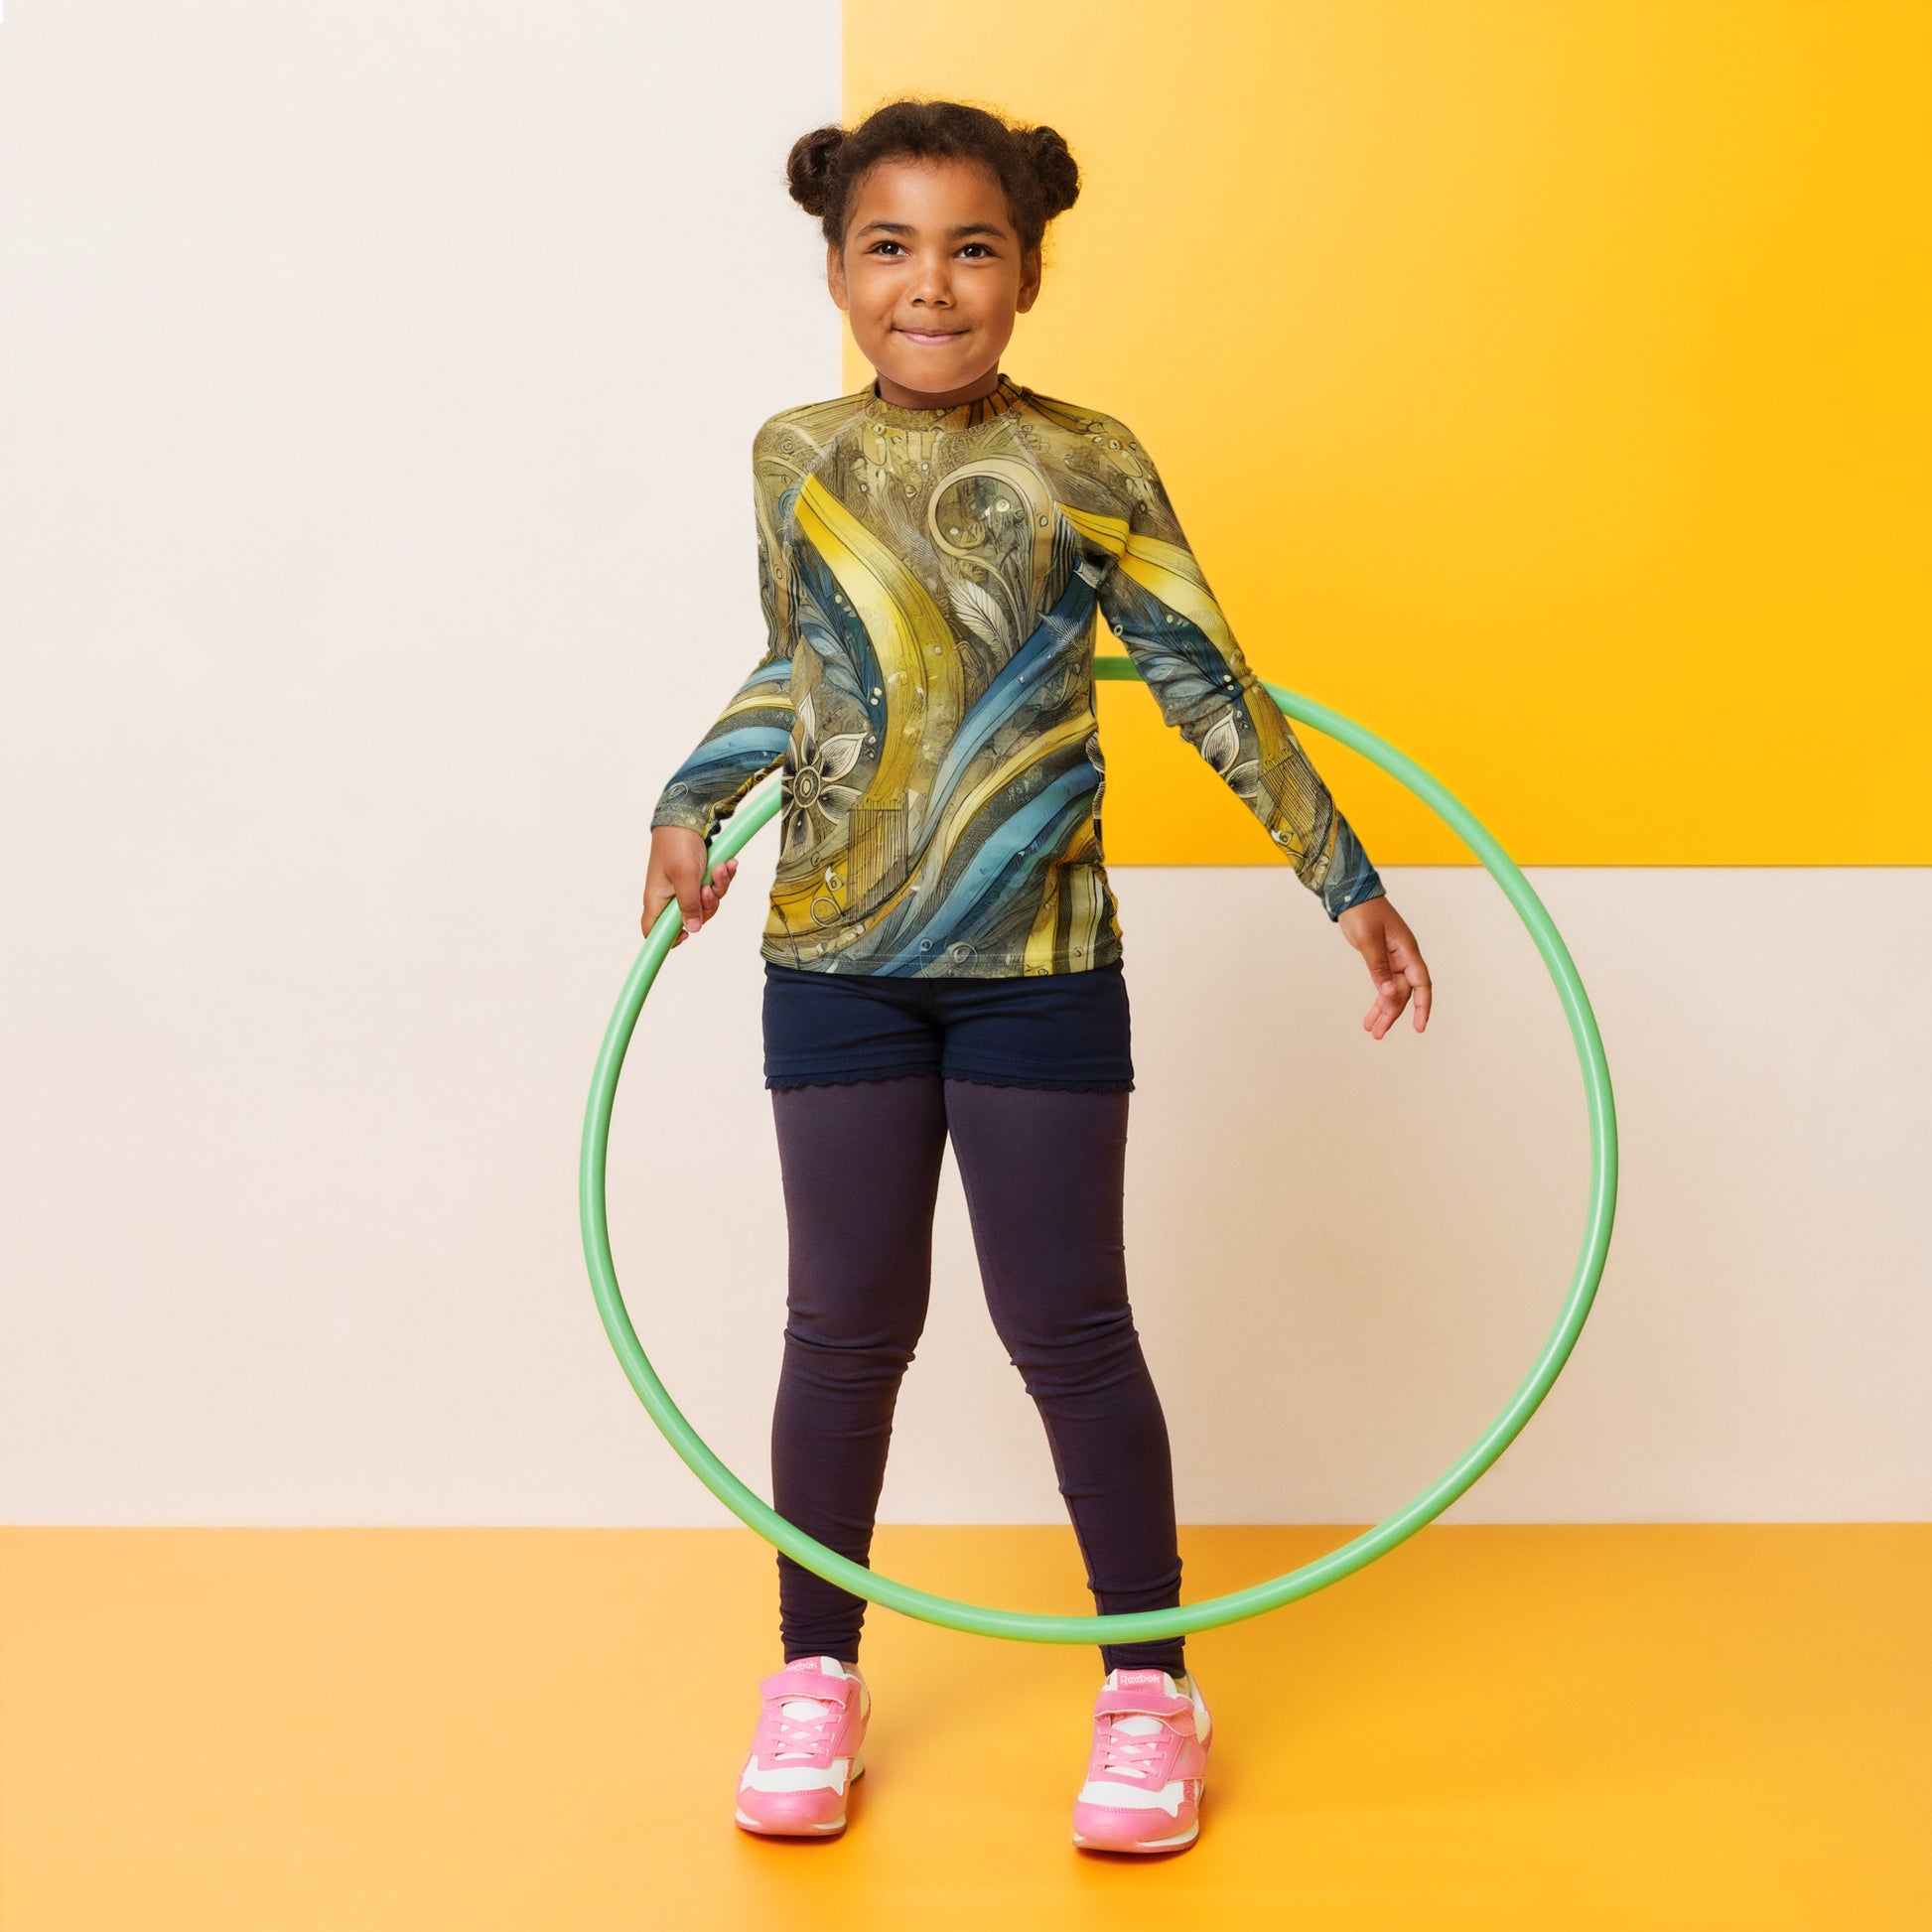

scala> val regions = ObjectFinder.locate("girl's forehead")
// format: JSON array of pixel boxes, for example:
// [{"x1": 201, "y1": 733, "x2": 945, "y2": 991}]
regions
[{"x1": 849, "y1": 155, "x2": 1012, "y2": 225}]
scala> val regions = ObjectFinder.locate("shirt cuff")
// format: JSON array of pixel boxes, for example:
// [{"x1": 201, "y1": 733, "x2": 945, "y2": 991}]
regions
[
  {"x1": 649, "y1": 798, "x2": 714, "y2": 837},
  {"x1": 1324, "y1": 869, "x2": 1387, "y2": 921}
]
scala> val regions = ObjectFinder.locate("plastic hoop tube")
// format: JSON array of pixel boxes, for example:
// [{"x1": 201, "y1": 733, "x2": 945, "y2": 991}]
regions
[{"x1": 582, "y1": 661, "x2": 1618, "y2": 1641}]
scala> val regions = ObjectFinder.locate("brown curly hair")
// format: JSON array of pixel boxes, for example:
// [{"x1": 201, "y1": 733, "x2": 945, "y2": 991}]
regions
[{"x1": 785, "y1": 97, "x2": 1080, "y2": 259}]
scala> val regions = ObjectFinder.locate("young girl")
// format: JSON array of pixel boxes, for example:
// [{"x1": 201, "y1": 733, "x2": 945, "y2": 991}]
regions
[{"x1": 641, "y1": 98, "x2": 1432, "y2": 1855}]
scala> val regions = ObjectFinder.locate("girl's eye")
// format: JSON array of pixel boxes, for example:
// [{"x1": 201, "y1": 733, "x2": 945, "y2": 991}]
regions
[{"x1": 868, "y1": 240, "x2": 998, "y2": 259}]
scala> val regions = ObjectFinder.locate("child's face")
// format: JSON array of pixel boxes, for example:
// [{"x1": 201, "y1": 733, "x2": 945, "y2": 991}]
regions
[{"x1": 827, "y1": 156, "x2": 1041, "y2": 403}]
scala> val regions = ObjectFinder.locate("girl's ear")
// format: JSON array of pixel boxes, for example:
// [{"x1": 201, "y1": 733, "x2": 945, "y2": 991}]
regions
[
  {"x1": 825, "y1": 241, "x2": 850, "y2": 313},
  {"x1": 1016, "y1": 245, "x2": 1043, "y2": 314}
]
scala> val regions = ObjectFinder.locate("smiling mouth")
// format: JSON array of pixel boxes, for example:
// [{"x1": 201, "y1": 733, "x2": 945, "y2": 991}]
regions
[{"x1": 898, "y1": 327, "x2": 965, "y2": 341}]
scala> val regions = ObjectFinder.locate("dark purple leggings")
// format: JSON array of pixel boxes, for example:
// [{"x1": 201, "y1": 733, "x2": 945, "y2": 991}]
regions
[{"x1": 768, "y1": 1073, "x2": 1185, "y2": 1676}]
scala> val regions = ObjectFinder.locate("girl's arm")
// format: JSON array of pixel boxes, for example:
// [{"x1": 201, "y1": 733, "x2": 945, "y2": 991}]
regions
[
  {"x1": 642, "y1": 427, "x2": 800, "y2": 944},
  {"x1": 1095, "y1": 431, "x2": 1431, "y2": 1036},
  {"x1": 1094, "y1": 434, "x2": 1385, "y2": 922}
]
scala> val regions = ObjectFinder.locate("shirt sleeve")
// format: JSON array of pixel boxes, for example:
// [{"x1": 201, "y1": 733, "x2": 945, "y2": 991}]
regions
[
  {"x1": 1094, "y1": 430, "x2": 1386, "y2": 921},
  {"x1": 648, "y1": 422, "x2": 799, "y2": 843}
]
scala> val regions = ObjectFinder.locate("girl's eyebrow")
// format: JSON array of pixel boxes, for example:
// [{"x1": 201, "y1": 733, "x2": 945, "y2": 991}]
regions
[{"x1": 854, "y1": 218, "x2": 1008, "y2": 241}]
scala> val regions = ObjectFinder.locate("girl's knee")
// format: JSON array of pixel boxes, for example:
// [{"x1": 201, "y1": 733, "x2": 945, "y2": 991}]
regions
[
  {"x1": 782, "y1": 1315, "x2": 922, "y2": 1378},
  {"x1": 994, "y1": 1308, "x2": 1144, "y2": 1395}
]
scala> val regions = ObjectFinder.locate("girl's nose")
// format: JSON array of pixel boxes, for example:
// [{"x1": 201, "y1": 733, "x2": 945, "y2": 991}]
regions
[{"x1": 910, "y1": 254, "x2": 954, "y2": 304}]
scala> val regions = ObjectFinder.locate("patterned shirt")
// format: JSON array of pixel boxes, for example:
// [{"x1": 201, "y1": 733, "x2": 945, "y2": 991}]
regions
[{"x1": 650, "y1": 371, "x2": 1385, "y2": 976}]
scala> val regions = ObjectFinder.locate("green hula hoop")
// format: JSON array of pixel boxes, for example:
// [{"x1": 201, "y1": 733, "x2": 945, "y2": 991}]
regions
[{"x1": 581, "y1": 660, "x2": 1618, "y2": 1642}]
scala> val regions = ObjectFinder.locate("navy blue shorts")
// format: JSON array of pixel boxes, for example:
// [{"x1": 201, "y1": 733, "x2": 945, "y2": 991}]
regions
[{"x1": 761, "y1": 958, "x2": 1135, "y2": 1093}]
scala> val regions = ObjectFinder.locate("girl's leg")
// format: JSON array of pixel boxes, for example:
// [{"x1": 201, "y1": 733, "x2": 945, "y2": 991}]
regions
[
  {"x1": 940, "y1": 1077, "x2": 1186, "y2": 1677},
  {"x1": 768, "y1": 1073, "x2": 949, "y2": 1664}
]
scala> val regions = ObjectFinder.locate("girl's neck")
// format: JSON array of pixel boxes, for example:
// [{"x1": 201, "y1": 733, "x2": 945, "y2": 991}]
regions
[
  {"x1": 862, "y1": 369, "x2": 1025, "y2": 432},
  {"x1": 871, "y1": 365, "x2": 1004, "y2": 411}
]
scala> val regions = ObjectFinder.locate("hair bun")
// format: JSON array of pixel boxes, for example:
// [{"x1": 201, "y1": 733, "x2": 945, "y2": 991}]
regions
[
  {"x1": 1024, "y1": 123, "x2": 1081, "y2": 221},
  {"x1": 785, "y1": 125, "x2": 847, "y2": 218}
]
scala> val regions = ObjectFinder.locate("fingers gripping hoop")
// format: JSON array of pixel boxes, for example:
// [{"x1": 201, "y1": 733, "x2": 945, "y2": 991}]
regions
[{"x1": 581, "y1": 662, "x2": 1619, "y2": 1643}]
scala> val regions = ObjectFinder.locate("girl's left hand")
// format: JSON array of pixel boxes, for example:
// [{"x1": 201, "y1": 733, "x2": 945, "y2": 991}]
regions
[{"x1": 1336, "y1": 897, "x2": 1432, "y2": 1039}]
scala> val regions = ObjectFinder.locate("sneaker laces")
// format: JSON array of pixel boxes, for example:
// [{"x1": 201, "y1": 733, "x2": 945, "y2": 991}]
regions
[
  {"x1": 1096, "y1": 1713, "x2": 1170, "y2": 1781},
  {"x1": 764, "y1": 1695, "x2": 840, "y2": 1763}
]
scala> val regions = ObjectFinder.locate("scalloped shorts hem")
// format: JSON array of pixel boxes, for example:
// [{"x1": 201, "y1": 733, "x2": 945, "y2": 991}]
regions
[{"x1": 765, "y1": 1066, "x2": 1135, "y2": 1094}]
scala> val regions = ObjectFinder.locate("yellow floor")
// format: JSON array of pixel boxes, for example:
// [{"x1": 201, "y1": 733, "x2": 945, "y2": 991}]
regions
[{"x1": 2, "y1": 1525, "x2": 1926, "y2": 1930}]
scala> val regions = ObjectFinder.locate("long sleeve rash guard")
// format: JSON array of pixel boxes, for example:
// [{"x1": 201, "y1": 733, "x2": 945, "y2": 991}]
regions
[{"x1": 650, "y1": 371, "x2": 1385, "y2": 977}]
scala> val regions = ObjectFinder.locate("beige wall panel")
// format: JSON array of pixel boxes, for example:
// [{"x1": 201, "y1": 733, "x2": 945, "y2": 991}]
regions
[{"x1": 6, "y1": 845, "x2": 1928, "y2": 1525}]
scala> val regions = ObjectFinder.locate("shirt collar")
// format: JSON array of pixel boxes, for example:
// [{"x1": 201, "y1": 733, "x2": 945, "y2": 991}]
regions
[{"x1": 860, "y1": 370, "x2": 1027, "y2": 431}]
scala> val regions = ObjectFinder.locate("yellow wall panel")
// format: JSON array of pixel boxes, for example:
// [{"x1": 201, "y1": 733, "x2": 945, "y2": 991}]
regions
[{"x1": 844, "y1": 1, "x2": 1932, "y2": 865}]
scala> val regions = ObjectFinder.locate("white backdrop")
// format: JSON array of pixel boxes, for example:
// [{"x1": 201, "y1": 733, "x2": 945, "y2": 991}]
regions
[{"x1": 3, "y1": 2, "x2": 1927, "y2": 1527}]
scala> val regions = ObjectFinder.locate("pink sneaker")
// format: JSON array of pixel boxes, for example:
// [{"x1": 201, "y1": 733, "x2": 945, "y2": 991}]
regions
[
  {"x1": 1071, "y1": 1668, "x2": 1211, "y2": 1854},
  {"x1": 734, "y1": 1655, "x2": 870, "y2": 1837}
]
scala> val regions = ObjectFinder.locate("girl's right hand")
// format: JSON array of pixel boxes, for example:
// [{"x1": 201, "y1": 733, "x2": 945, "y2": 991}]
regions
[{"x1": 642, "y1": 825, "x2": 739, "y2": 946}]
